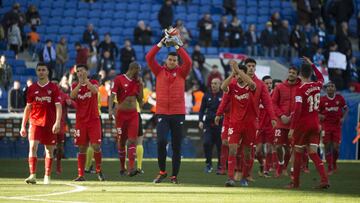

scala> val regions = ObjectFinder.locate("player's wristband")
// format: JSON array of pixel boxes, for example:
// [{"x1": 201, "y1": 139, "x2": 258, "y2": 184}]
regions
[
  {"x1": 174, "y1": 45, "x2": 180, "y2": 50},
  {"x1": 157, "y1": 42, "x2": 163, "y2": 48}
]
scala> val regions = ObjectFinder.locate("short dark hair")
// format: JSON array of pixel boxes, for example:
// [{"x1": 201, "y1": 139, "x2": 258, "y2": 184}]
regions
[
  {"x1": 76, "y1": 64, "x2": 88, "y2": 71},
  {"x1": 244, "y1": 58, "x2": 257, "y2": 65},
  {"x1": 262, "y1": 75, "x2": 272, "y2": 81},
  {"x1": 30, "y1": 25, "x2": 36, "y2": 32},
  {"x1": 238, "y1": 64, "x2": 248, "y2": 73},
  {"x1": 300, "y1": 63, "x2": 313, "y2": 79},
  {"x1": 75, "y1": 42, "x2": 82, "y2": 47},
  {"x1": 36, "y1": 62, "x2": 48, "y2": 70},
  {"x1": 289, "y1": 66, "x2": 299, "y2": 73},
  {"x1": 168, "y1": 52, "x2": 178, "y2": 57},
  {"x1": 45, "y1": 39, "x2": 52, "y2": 43},
  {"x1": 129, "y1": 61, "x2": 141, "y2": 70}
]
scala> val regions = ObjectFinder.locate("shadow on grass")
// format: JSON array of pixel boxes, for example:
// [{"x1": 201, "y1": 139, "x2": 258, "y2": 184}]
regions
[{"x1": 0, "y1": 159, "x2": 359, "y2": 198}]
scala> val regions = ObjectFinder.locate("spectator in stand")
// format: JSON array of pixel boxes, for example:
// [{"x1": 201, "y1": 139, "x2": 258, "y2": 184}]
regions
[
  {"x1": 358, "y1": 12, "x2": 360, "y2": 50},
  {"x1": 98, "y1": 33, "x2": 118, "y2": 61},
  {"x1": 134, "y1": 20, "x2": 152, "y2": 45},
  {"x1": 2, "y1": 3, "x2": 21, "y2": 34},
  {"x1": 88, "y1": 39, "x2": 98, "y2": 70},
  {"x1": 336, "y1": 22, "x2": 352, "y2": 60},
  {"x1": 349, "y1": 56, "x2": 360, "y2": 83},
  {"x1": 191, "y1": 44, "x2": 206, "y2": 71},
  {"x1": 303, "y1": 23, "x2": 314, "y2": 48},
  {"x1": 75, "y1": 42, "x2": 89, "y2": 65},
  {"x1": 297, "y1": 0, "x2": 312, "y2": 25},
  {"x1": 277, "y1": 20, "x2": 290, "y2": 58},
  {"x1": 313, "y1": 47, "x2": 325, "y2": 67},
  {"x1": 158, "y1": 0, "x2": 174, "y2": 29},
  {"x1": 8, "y1": 80, "x2": 24, "y2": 112},
  {"x1": 0, "y1": 55, "x2": 12, "y2": 91},
  {"x1": 27, "y1": 25, "x2": 39, "y2": 61},
  {"x1": 98, "y1": 50, "x2": 115, "y2": 76},
  {"x1": 223, "y1": 0, "x2": 236, "y2": 17},
  {"x1": 176, "y1": 19, "x2": 192, "y2": 47},
  {"x1": 327, "y1": 42, "x2": 346, "y2": 90},
  {"x1": 82, "y1": 23, "x2": 99, "y2": 46},
  {"x1": 290, "y1": 24, "x2": 306, "y2": 57},
  {"x1": 229, "y1": 16, "x2": 243, "y2": 48},
  {"x1": 329, "y1": 0, "x2": 354, "y2": 32},
  {"x1": 197, "y1": 13, "x2": 215, "y2": 47},
  {"x1": 309, "y1": 35, "x2": 320, "y2": 57},
  {"x1": 22, "y1": 78, "x2": 32, "y2": 105},
  {"x1": 245, "y1": 24, "x2": 258, "y2": 56},
  {"x1": 260, "y1": 22, "x2": 276, "y2": 57},
  {"x1": 189, "y1": 61, "x2": 206, "y2": 92},
  {"x1": 316, "y1": 22, "x2": 327, "y2": 48},
  {"x1": 43, "y1": 39, "x2": 56, "y2": 79},
  {"x1": 7, "y1": 20, "x2": 22, "y2": 57},
  {"x1": 0, "y1": 25, "x2": 4, "y2": 47},
  {"x1": 218, "y1": 16, "x2": 230, "y2": 47},
  {"x1": 206, "y1": 65, "x2": 223, "y2": 89},
  {"x1": 120, "y1": 39, "x2": 136, "y2": 73},
  {"x1": 25, "y1": 5, "x2": 40, "y2": 26},
  {"x1": 98, "y1": 80, "x2": 110, "y2": 113},
  {"x1": 55, "y1": 37, "x2": 69, "y2": 79},
  {"x1": 271, "y1": 12, "x2": 282, "y2": 32},
  {"x1": 191, "y1": 83, "x2": 204, "y2": 113}
]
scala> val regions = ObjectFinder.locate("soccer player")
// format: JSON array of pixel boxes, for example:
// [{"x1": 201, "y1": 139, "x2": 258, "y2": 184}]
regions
[
  {"x1": 319, "y1": 82, "x2": 348, "y2": 175},
  {"x1": 287, "y1": 56, "x2": 329, "y2": 189},
  {"x1": 255, "y1": 75, "x2": 274, "y2": 178},
  {"x1": 70, "y1": 64, "x2": 104, "y2": 181},
  {"x1": 146, "y1": 35, "x2": 191, "y2": 184},
  {"x1": 272, "y1": 67, "x2": 301, "y2": 177},
  {"x1": 215, "y1": 92, "x2": 230, "y2": 175},
  {"x1": 52, "y1": 79, "x2": 76, "y2": 175},
  {"x1": 109, "y1": 62, "x2": 143, "y2": 176},
  {"x1": 20, "y1": 62, "x2": 62, "y2": 184},
  {"x1": 199, "y1": 78, "x2": 223, "y2": 173}
]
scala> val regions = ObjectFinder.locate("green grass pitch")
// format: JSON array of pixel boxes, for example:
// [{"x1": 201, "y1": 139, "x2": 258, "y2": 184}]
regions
[{"x1": 0, "y1": 159, "x2": 359, "y2": 203}]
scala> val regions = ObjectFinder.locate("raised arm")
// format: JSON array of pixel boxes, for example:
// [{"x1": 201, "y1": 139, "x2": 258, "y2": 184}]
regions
[
  {"x1": 221, "y1": 72, "x2": 234, "y2": 92},
  {"x1": 178, "y1": 47, "x2": 192, "y2": 78},
  {"x1": 303, "y1": 56, "x2": 324, "y2": 84},
  {"x1": 230, "y1": 61, "x2": 256, "y2": 90},
  {"x1": 145, "y1": 39, "x2": 165, "y2": 76}
]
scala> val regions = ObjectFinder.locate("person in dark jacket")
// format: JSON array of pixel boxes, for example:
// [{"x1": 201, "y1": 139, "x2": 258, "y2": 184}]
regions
[
  {"x1": 98, "y1": 33, "x2": 118, "y2": 61},
  {"x1": 336, "y1": 22, "x2": 352, "y2": 60},
  {"x1": 329, "y1": 0, "x2": 354, "y2": 31},
  {"x1": 223, "y1": 0, "x2": 236, "y2": 17},
  {"x1": 191, "y1": 44, "x2": 205, "y2": 71},
  {"x1": 158, "y1": 0, "x2": 173, "y2": 29},
  {"x1": 198, "y1": 78, "x2": 223, "y2": 173},
  {"x1": 277, "y1": 20, "x2": 290, "y2": 58},
  {"x1": 218, "y1": 16, "x2": 230, "y2": 47},
  {"x1": 82, "y1": 24, "x2": 99, "y2": 46},
  {"x1": 0, "y1": 55, "x2": 12, "y2": 91},
  {"x1": 260, "y1": 22, "x2": 276, "y2": 57},
  {"x1": 8, "y1": 80, "x2": 24, "y2": 112},
  {"x1": 229, "y1": 16, "x2": 243, "y2": 48},
  {"x1": 245, "y1": 24, "x2": 258, "y2": 56},
  {"x1": 134, "y1": 20, "x2": 152, "y2": 45},
  {"x1": 197, "y1": 13, "x2": 215, "y2": 47},
  {"x1": 290, "y1": 24, "x2": 306, "y2": 57},
  {"x1": 120, "y1": 39, "x2": 136, "y2": 73}
]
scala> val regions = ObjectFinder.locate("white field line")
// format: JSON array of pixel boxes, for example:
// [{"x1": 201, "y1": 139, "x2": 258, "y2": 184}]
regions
[{"x1": 0, "y1": 183, "x2": 88, "y2": 203}]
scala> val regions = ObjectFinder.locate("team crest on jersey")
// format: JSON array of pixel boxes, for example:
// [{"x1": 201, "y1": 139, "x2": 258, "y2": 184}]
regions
[
  {"x1": 35, "y1": 91, "x2": 39, "y2": 94},
  {"x1": 336, "y1": 101, "x2": 339, "y2": 105},
  {"x1": 47, "y1": 90, "x2": 52, "y2": 95},
  {"x1": 325, "y1": 102, "x2": 328, "y2": 105},
  {"x1": 173, "y1": 73, "x2": 177, "y2": 77},
  {"x1": 125, "y1": 84, "x2": 128, "y2": 87}
]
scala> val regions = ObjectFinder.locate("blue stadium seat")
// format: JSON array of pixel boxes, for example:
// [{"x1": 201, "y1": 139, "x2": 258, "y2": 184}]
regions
[
  {"x1": 100, "y1": 19, "x2": 112, "y2": 27},
  {"x1": 115, "y1": 2, "x2": 127, "y2": 11},
  {"x1": 212, "y1": 0, "x2": 222, "y2": 5},
  {"x1": 63, "y1": 9, "x2": 77, "y2": 17},
  {"x1": 176, "y1": 13, "x2": 187, "y2": 21},
  {"x1": 246, "y1": 0, "x2": 258, "y2": 7},
  {"x1": 246, "y1": 16, "x2": 257, "y2": 24},
  {"x1": 151, "y1": 4, "x2": 161, "y2": 12},
  {"x1": 124, "y1": 19, "x2": 137, "y2": 28},
  {"x1": 46, "y1": 26, "x2": 58, "y2": 34},
  {"x1": 39, "y1": 1, "x2": 52, "y2": 9},
  {"x1": 61, "y1": 18, "x2": 74, "y2": 26},
  {"x1": 90, "y1": 3, "x2": 102, "y2": 10},
  {"x1": 206, "y1": 47, "x2": 218, "y2": 55},
  {"x1": 246, "y1": 8, "x2": 257, "y2": 15},
  {"x1": 187, "y1": 13, "x2": 199, "y2": 22},
  {"x1": 175, "y1": 6, "x2": 186, "y2": 13},
  {"x1": 64, "y1": 137, "x2": 77, "y2": 158},
  {"x1": 259, "y1": 1, "x2": 270, "y2": 7},
  {"x1": 102, "y1": 2, "x2": 115, "y2": 11},
  {"x1": 65, "y1": 2, "x2": 77, "y2": 9},
  {"x1": 138, "y1": 13, "x2": 150, "y2": 20},
  {"x1": 258, "y1": 16, "x2": 268, "y2": 24},
  {"x1": 281, "y1": 1, "x2": 293, "y2": 8},
  {"x1": 113, "y1": 19, "x2": 125, "y2": 27},
  {"x1": 188, "y1": 6, "x2": 198, "y2": 13},
  {"x1": 58, "y1": 26, "x2": 73, "y2": 35},
  {"x1": 114, "y1": 12, "x2": 125, "y2": 19},
  {"x1": 271, "y1": 1, "x2": 281, "y2": 8},
  {"x1": 98, "y1": 28, "x2": 111, "y2": 36},
  {"x1": 270, "y1": 8, "x2": 280, "y2": 14},
  {"x1": 112, "y1": 28, "x2": 123, "y2": 35},
  {"x1": 281, "y1": 8, "x2": 293, "y2": 16},
  {"x1": 51, "y1": 1, "x2": 64, "y2": 9},
  {"x1": 74, "y1": 18, "x2": 88, "y2": 26},
  {"x1": 200, "y1": 6, "x2": 211, "y2": 14},
  {"x1": 76, "y1": 10, "x2": 88, "y2": 18},
  {"x1": 126, "y1": 12, "x2": 138, "y2": 20},
  {"x1": 88, "y1": 18, "x2": 100, "y2": 26},
  {"x1": 127, "y1": 3, "x2": 140, "y2": 11},
  {"x1": 89, "y1": 10, "x2": 102, "y2": 19},
  {"x1": 50, "y1": 9, "x2": 63, "y2": 17},
  {"x1": 78, "y1": 2, "x2": 90, "y2": 10},
  {"x1": 259, "y1": 7, "x2": 270, "y2": 16},
  {"x1": 101, "y1": 11, "x2": 114, "y2": 19}
]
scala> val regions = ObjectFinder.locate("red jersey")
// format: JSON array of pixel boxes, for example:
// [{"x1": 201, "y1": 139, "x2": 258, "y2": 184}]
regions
[
  {"x1": 228, "y1": 79, "x2": 256, "y2": 124},
  {"x1": 111, "y1": 74, "x2": 140, "y2": 104},
  {"x1": 26, "y1": 82, "x2": 60, "y2": 127},
  {"x1": 71, "y1": 80, "x2": 99, "y2": 125},
  {"x1": 59, "y1": 90, "x2": 76, "y2": 130},
  {"x1": 319, "y1": 94, "x2": 347, "y2": 129},
  {"x1": 290, "y1": 81, "x2": 323, "y2": 129}
]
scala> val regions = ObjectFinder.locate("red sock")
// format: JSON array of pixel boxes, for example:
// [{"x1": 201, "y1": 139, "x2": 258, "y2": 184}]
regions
[
  {"x1": 128, "y1": 144, "x2": 136, "y2": 170},
  {"x1": 93, "y1": 151, "x2": 102, "y2": 173},
  {"x1": 242, "y1": 158, "x2": 251, "y2": 179},
  {"x1": 220, "y1": 144, "x2": 228, "y2": 171},
  {"x1": 293, "y1": 151, "x2": 302, "y2": 187},
  {"x1": 227, "y1": 155, "x2": 236, "y2": 180},
  {"x1": 325, "y1": 152, "x2": 333, "y2": 171},
  {"x1": 45, "y1": 157, "x2": 53, "y2": 176},
  {"x1": 309, "y1": 153, "x2": 328, "y2": 183},
  {"x1": 333, "y1": 149, "x2": 339, "y2": 170},
  {"x1": 265, "y1": 152, "x2": 272, "y2": 172},
  {"x1": 28, "y1": 157, "x2": 37, "y2": 174},
  {"x1": 77, "y1": 153, "x2": 86, "y2": 177},
  {"x1": 118, "y1": 148, "x2": 126, "y2": 171},
  {"x1": 56, "y1": 151, "x2": 62, "y2": 171}
]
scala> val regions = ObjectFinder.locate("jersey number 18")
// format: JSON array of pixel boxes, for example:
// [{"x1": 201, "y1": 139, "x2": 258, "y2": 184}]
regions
[{"x1": 307, "y1": 93, "x2": 320, "y2": 112}]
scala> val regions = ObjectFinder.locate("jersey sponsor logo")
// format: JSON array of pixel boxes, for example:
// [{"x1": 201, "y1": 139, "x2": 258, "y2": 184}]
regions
[
  {"x1": 35, "y1": 91, "x2": 39, "y2": 94},
  {"x1": 125, "y1": 84, "x2": 128, "y2": 87},
  {"x1": 295, "y1": 96, "x2": 302, "y2": 103},
  {"x1": 325, "y1": 106, "x2": 339, "y2": 112},
  {"x1": 173, "y1": 73, "x2": 177, "y2": 77},
  {"x1": 47, "y1": 90, "x2": 52, "y2": 95},
  {"x1": 304, "y1": 86, "x2": 321, "y2": 96},
  {"x1": 234, "y1": 93, "x2": 249, "y2": 101},
  {"x1": 35, "y1": 96, "x2": 52, "y2": 103},
  {"x1": 77, "y1": 91, "x2": 92, "y2": 100},
  {"x1": 336, "y1": 101, "x2": 339, "y2": 105}
]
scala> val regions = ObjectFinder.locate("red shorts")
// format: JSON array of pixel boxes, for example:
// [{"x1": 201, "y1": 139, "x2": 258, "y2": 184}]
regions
[
  {"x1": 74, "y1": 119, "x2": 102, "y2": 146},
  {"x1": 256, "y1": 128, "x2": 275, "y2": 144},
  {"x1": 115, "y1": 110, "x2": 139, "y2": 141},
  {"x1": 293, "y1": 125, "x2": 320, "y2": 147},
  {"x1": 221, "y1": 119, "x2": 230, "y2": 141},
  {"x1": 323, "y1": 127, "x2": 341, "y2": 144},
  {"x1": 29, "y1": 124, "x2": 56, "y2": 145},
  {"x1": 228, "y1": 122, "x2": 256, "y2": 146},
  {"x1": 274, "y1": 128, "x2": 291, "y2": 145}
]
